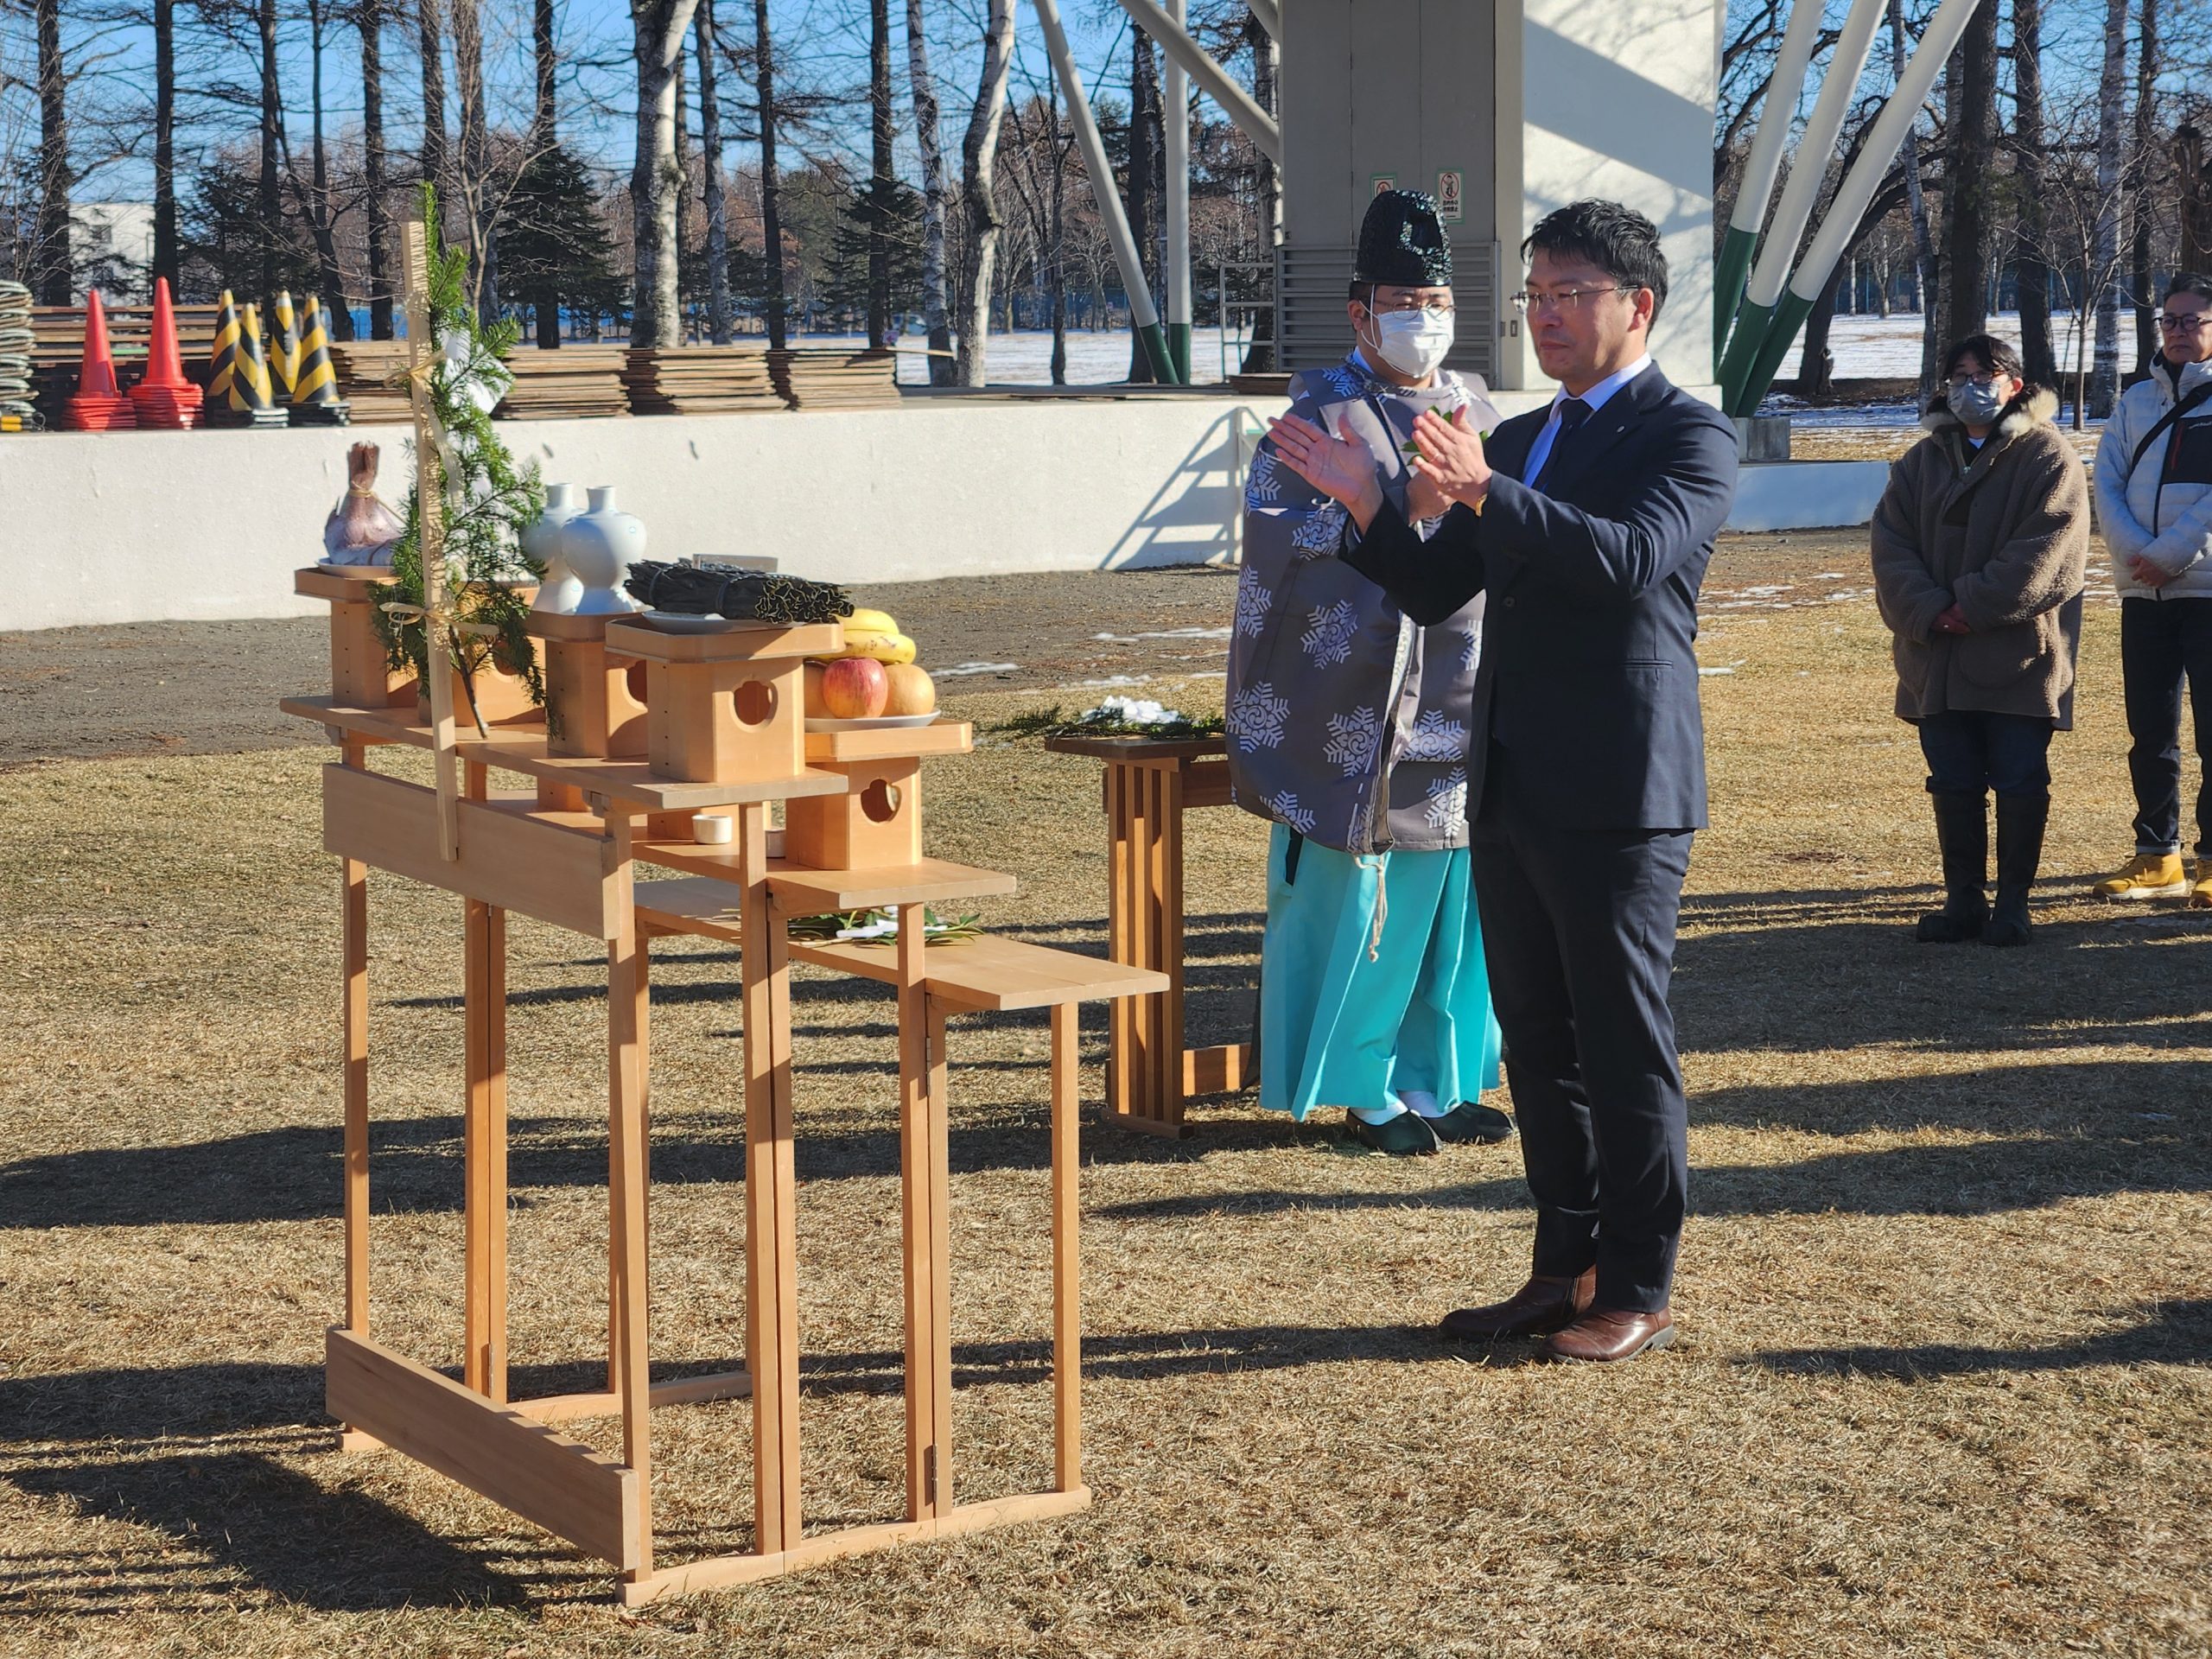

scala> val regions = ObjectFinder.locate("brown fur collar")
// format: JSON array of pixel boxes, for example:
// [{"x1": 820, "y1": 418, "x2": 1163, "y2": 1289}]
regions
[{"x1": 1922, "y1": 382, "x2": 2061, "y2": 440}]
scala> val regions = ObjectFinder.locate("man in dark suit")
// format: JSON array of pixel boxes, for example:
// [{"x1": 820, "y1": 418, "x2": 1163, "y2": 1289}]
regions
[{"x1": 1265, "y1": 200, "x2": 1738, "y2": 1363}]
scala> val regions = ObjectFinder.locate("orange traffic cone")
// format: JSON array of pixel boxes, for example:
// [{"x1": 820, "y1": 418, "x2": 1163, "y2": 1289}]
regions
[
  {"x1": 130, "y1": 277, "x2": 204, "y2": 430},
  {"x1": 65, "y1": 291, "x2": 137, "y2": 431}
]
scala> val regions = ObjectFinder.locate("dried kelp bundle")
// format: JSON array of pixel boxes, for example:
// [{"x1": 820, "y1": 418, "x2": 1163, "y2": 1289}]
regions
[{"x1": 625, "y1": 560, "x2": 854, "y2": 626}]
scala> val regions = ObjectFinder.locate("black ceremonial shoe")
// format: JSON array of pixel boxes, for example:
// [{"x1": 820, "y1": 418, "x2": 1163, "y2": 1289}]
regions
[
  {"x1": 1428, "y1": 1102, "x2": 1516, "y2": 1145},
  {"x1": 1344, "y1": 1110, "x2": 1442, "y2": 1156}
]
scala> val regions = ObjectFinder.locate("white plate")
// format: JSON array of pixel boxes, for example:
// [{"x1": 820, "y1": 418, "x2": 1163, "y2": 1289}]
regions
[
  {"x1": 642, "y1": 610, "x2": 749, "y2": 633},
  {"x1": 804, "y1": 713, "x2": 941, "y2": 732}
]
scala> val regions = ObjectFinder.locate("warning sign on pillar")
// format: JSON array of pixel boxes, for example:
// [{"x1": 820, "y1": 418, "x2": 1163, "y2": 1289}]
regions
[
  {"x1": 1370, "y1": 174, "x2": 1398, "y2": 198},
  {"x1": 1436, "y1": 170, "x2": 1465, "y2": 223}
]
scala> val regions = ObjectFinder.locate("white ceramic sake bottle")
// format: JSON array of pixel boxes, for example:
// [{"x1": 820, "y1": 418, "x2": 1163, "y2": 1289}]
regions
[
  {"x1": 563, "y1": 486, "x2": 647, "y2": 616},
  {"x1": 524, "y1": 482, "x2": 585, "y2": 613}
]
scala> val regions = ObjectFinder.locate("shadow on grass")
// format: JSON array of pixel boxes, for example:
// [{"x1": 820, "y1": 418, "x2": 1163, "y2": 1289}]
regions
[
  {"x1": 0, "y1": 1102, "x2": 1313, "y2": 1232},
  {"x1": 1749, "y1": 1298, "x2": 2212, "y2": 1377}
]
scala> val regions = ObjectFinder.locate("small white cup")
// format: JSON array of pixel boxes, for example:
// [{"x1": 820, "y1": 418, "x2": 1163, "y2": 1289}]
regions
[{"x1": 691, "y1": 812, "x2": 733, "y2": 845}]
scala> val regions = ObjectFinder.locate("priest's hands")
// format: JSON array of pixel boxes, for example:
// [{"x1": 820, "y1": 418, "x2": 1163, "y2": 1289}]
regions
[
  {"x1": 1267, "y1": 414, "x2": 1387, "y2": 532},
  {"x1": 1410, "y1": 406, "x2": 1492, "y2": 509}
]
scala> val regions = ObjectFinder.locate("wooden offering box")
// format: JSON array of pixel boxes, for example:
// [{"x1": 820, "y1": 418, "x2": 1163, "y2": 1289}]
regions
[
  {"x1": 297, "y1": 567, "x2": 414, "y2": 709},
  {"x1": 784, "y1": 720, "x2": 974, "y2": 870},
  {"x1": 529, "y1": 610, "x2": 651, "y2": 760},
  {"x1": 607, "y1": 617, "x2": 841, "y2": 786}
]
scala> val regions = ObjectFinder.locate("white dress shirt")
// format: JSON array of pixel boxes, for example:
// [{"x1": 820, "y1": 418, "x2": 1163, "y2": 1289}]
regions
[{"x1": 1520, "y1": 353, "x2": 1653, "y2": 488}]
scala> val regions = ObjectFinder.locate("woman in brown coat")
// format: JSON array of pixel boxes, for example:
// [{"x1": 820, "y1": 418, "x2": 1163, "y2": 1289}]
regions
[{"x1": 1870, "y1": 334, "x2": 2091, "y2": 946}]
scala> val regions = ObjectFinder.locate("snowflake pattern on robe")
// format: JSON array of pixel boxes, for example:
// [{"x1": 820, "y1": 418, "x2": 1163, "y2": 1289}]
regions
[
  {"x1": 1232, "y1": 574, "x2": 1273, "y2": 639},
  {"x1": 1324, "y1": 366, "x2": 1363, "y2": 403},
  {"x1": 1229, "y1": 682, "x2": 1292, "y2": 752},
  {"x1": 1323, "y1": 706, "x2": 1382, "y2": 778},
  {"x1": 1264, "y1": 790, "x2": 1319, "y2": 835},
  {"x1": 1403, "y1": 709, "x2": 1470, "y2": 761},
  {"x1": 1422, "y1": 768, "x2": 1470, "y2": 830},
  {"x1": 1290, "y1": 499, "x2": 1350, "y2": 557},
  {"x1": 1301, "y1": 600, "x2": 1359, "y2": 668},
  {"x1": 1245, "y1": 446, "x2": 1284, "y2": 507},
  {"x1": 1459, "y1": 623, "x2": 1482, "y2": 673}
]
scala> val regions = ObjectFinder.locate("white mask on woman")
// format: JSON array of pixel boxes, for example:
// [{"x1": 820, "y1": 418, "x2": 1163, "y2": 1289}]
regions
[{"x1": 1362, "y1": 307, "x2": 1455, "y2": 380}]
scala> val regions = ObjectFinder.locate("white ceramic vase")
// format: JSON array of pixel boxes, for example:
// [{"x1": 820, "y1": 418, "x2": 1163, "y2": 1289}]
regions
[
  {"x1": 524, "y1": 482, "x2": 585, "y2": 613},
  {"x1": 563, "y1": 485, "x2": 647, "y2": 616}
]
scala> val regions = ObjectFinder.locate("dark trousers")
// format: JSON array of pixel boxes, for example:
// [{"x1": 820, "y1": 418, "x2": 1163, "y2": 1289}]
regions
[
  {"x1": 2121, "y1": 596, "x2": 2212, "y2": 856},
  {"x1": 1916, "y1": 710, "x2": 2055, "y2": 798},
  {"x1": 1471, "y1": 746, "x2": 1694, "y2": 1313}
]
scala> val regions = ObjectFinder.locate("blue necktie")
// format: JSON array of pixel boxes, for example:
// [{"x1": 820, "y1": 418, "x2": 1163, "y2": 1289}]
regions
[{"x1": 1534, "y1": 397, "x2": 1592, "y2": 489}]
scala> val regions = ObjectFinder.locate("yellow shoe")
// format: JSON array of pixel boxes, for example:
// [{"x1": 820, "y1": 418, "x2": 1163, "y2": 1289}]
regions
[
  {"x1": 2194, "y1": 861, "x2": 2212, "y2": 908},
  {"x1": 2092, "y1": 852, "x2": 2192, "y2": 899}
]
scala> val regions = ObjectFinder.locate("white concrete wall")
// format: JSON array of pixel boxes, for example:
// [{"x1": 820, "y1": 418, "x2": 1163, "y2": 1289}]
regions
[
  {"x1": 1503, "y1": 0, "x2": 1720, "y2": 394},
  {"x1": 0, "y1": 402, "x2": 1878, "y2": 634}
]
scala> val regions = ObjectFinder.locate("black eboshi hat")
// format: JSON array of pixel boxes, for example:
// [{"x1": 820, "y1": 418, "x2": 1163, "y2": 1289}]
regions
[{"x1": 1356, "y1": 190, "x2": 1454, "y2": 288}]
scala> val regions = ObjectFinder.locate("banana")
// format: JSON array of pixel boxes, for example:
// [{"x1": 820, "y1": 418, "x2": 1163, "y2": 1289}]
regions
[
  {"x1": 842, "y1": 607, "x2": 899, "y2": 635},
  {"x1": 836, "y1": 629, "x2": 917, "y2": 665}
]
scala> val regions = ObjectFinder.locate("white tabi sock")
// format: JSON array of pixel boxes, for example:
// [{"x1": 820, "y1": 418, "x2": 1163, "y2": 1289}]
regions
[
  {"x1": 1349, "y1": 1100, "x2": 1408, "y2": 1125},
  {"x1": 1395, "y1": 1088, "x2": 1450, "y2": 1119}
]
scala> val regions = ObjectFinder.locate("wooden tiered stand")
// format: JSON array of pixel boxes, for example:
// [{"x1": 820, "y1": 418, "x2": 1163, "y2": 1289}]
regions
[
  {"x1": 282, "y1": 594, "x2": 1167, "y2": 1601},
  {"x1": 1042, "y1": 734, "x2": 1254, "y2": 1136}
]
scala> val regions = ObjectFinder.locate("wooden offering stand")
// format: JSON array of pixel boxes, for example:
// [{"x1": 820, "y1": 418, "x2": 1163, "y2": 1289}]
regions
[
  {"x1": 1041, "y1": 734, "x2": 1255, "y2": 1137},
  {"x1": 282, "y1": 594, "x2": 1168, "y2": 1603}
]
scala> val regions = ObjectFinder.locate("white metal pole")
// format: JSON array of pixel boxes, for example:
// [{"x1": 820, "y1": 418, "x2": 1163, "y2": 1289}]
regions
[
  {"x1": 1034, "y1": 0, "x2": 1178, "y2": 382},
  {"x1": 1165, "y1": 0, "x2": 1192, "y2": 381},
  {"x1": 1728, "y1": 0, "x2": 1826, "y2": 243},
  {"x1": 1739, "y1": 0, "x2": 1887, "y2": 312},
  {"x1": 1110, "y1": 0, "x2": 1281, "y2": 163}
]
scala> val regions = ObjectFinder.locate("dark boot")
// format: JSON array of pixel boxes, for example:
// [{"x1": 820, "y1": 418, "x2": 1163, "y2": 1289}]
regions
[
  {"x1": 1984, "y1": 791, "x2": 2050, "y2": 948},
  {"x1": 1916, "y1": 790, "x2": 1989, "y2": 942}
]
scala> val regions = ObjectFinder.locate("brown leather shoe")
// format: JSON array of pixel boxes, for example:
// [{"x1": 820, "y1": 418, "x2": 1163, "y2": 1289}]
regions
[
  {"x1": 1541, "y1": 1306, "x2": 1676, "y2": 1363},
  {"x1": 1437, "y1": 1269, "x2": 1596, "y2": 1343}
]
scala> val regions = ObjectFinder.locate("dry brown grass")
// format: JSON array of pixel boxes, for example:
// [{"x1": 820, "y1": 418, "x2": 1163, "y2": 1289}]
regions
[{"x1": 3, "y1": 588, "x2": 2210, "y2": 1657}]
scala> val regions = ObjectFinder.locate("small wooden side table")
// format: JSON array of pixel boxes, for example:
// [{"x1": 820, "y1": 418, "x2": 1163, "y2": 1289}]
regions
[{"x1": 1043, "y1": 734, "x2": 1255, "y2": 1137}]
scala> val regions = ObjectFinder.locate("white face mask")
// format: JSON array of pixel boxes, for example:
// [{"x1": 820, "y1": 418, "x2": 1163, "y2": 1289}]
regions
[{"x1": 1362, "y1": 306, "x2": 1455, "y2": 380}]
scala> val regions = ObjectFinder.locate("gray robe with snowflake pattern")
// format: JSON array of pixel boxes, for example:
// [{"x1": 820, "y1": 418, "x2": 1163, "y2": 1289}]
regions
[{"x1": 1228, "y1": 354, "x2": 1500, "y2": 854}]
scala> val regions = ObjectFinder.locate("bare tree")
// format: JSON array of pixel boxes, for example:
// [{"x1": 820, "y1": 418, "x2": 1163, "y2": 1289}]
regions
[
  {"x1": 955, "y1": 0, "x2": 1014, "y2": 385},
  {"x1": 451, "y1": 0, "x2": 497, "y2": 313},
  {"x1": 1125, "y1": 24, "x2": 1162, "y2": 382},
  {"x1": 257, "y1": 0, "x2": 282, "y2": 302},
  {"x1": 1889, "y1": 0, "x2": 1939, "y2": 398},
  {"x1": 632, "y1": 0, "x2": 702, "y2": 346},
  {"x1": 696, "y1": 0, "x2": 732, "y2": 342},
  {"x1": 2093, "y1": 0, "x2": 2130, "y2": 416},
  {"x1": 418, "y1": 0, "x2": 448, "y2": 219},
  {"x1": 152, "y1": 0, "x2": 178, "y2": 288},
  {"x1": 1944, "y1": 0, "x2": 1998, "y2": 339},
  {"x1": 2012, "y1": 0, "x2": 2056, "y2": 384},
  {"x1": 906, "y1": 0, "x2": 952, "y2": 383},
  {"x1": 301, "y1": 0, "x2": 356, "y2": 334},
  {"x1": 2132, "y1": 0, "x2": 2162, "y2": 371},
  {"x1": 533, "y1": 0, "x2": 555, "y2": 136},
  {"x1": 361, "y1": 0, "x2": 395, "y2": 336},
  {"x1": 752, "y1": 0, "x2": 786, "y2": 346}
]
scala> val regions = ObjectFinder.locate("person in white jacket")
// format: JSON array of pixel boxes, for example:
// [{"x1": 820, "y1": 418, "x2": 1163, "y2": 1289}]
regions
[{"x1": 2090, "y1": 273, "x2": 2212, "y2": 905}]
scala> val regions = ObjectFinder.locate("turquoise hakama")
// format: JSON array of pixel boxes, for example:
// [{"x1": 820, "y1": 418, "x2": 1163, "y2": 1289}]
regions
[{"x1": 1259, "y1": 823, "x2": 1503, "y2": 1121}]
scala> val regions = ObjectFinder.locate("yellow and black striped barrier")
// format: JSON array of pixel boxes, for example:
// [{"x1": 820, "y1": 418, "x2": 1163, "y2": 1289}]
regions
[
  {"x1": 207, "y1": 290, "x2": 243, "y2": 416},
  {"x1": 269, "y1": 289, "x2": 302, "y2": 404},
  {"x1": 289, "y1": 295, "x2": 352, "y2": 426},
  {"x1": 228, "y1": 302, "x2": 289, "y2": 428}
]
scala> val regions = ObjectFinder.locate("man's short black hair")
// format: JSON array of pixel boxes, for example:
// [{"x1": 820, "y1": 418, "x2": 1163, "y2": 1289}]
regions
[
  {"x1": 1942, "y1": 333, "x2": 2024, "y2": 383},
  {"x1": 1522, "y1": 200, "x2": 1669, "y2": 322},
  {"x1": 2165, "y1": 271, "x2": 2212, "y2": 306}
]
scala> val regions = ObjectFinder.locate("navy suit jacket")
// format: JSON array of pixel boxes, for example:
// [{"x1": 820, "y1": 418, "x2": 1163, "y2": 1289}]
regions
[{"x1": 1341, "y1": 365, "x2": 1738, "y2": 832}]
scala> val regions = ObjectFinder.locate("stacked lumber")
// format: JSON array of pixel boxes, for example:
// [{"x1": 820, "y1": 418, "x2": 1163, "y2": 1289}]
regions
[
  {"x1": 495, "y1": 344, "x2": 631, "y2": 420},
  {"x1": 325, "y1": 340, "x2": 415, "y2": 423},
  {"x1": 766, "y1": 347, "x2": 900, "y2": 411},
  {"x1": 620, "y1": 345, "x2": 782, "y2": 415}
]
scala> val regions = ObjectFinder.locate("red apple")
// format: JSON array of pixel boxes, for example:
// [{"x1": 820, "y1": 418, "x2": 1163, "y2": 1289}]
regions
[{"x1": 820, "y1": 656, "x2": 888, "y2": 719}]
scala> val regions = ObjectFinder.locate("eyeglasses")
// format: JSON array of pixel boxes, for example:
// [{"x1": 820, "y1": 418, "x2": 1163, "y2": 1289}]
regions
[
  {"x1": 1510, "y1": 286, "x2": 1637, "y2": 315},
  {"x1": 1946, "y1": 372, "x2": 2003, "y2": 391},
  {"x1": 2158, "y1": 313, "x2": 2210, "y2": 333},
  {"x1": 1363, "y1": 296, "x2": 1455, "y2": 316}
]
